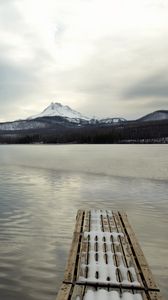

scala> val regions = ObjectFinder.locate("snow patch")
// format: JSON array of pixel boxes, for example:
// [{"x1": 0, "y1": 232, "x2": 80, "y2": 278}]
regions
[
  {"x1": 78, "y1": 210, "x2": 140, "y2": 287},
  {"x1": 83, "y1": 290, "x2": 143, "y2": 300},
  {"x1": 0, "y1": 120, "x2": 47, "y2": 131},
  {"x1": 77, "y1": 209, "x2": 143, "y2": 299},
  {"x1": 100, "y1": 118, "x2": 126, "y2": 124},
  {"x1": 28, "y1": 102, "x2": 91, "y2": 121}
]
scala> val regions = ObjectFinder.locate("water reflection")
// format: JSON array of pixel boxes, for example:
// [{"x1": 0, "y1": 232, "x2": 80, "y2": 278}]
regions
[{"x1": 0, "y1": 145, "x2": 167, "y2": 299}]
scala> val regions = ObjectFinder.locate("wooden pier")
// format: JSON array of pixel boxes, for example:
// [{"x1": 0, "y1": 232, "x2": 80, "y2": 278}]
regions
[{"x1": 56, "y1": 210, "x2": 163, "y2": 300}]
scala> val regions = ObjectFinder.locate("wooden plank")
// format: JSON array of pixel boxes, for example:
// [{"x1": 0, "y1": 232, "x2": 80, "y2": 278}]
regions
[
  {"x1": 120, "y1": 288, "x2": 148, "y2": 300},
  {"x1": 73, "y1": 285, "x2": 149, "y2": 300},
  {"x1": 74, "y1": 210, "x2": 85, "y2": 233},
  {"x1": 105, "y1": 211, "x2": 128, "y2": 285},
  {"x1": 83, "y1": 210, "x2": 90, "y2": 232},
  {"x1": 64, "y1": 210, "x2": 84, "y2": 283},
  {"x1": 106, "y1": 210, "x2": 114, "y2": 230},
  {"x1": 56, "y1": 283, "x2": 72, "y2": 300},
  {"x1": 148, "y1": 291, "x2": 164, "y2": 300},
  {"x1": 57, "y1": 210, "x2": 164, "y2": 300},
  {"x1": 119, "y1": 212, "x2": 159, "y2": 291},
  {"x1": 113, "y1": 212, "x2": 144, "y2": 288},
  {"x1": 71, "y1": 284, "x2": 86, "y2": 300},
  {"x1": 56, "y1": 284, "x2": 164, "y2": 300},
  {"x1": 64, "y1": 232, "x2": 81, "y2": 282},
  {"x1": 100, "y1": 210, "x2": 110, "y2": 232},
  {"x1": 77, "y1": 211, "x2": 90, "y2": 280}
]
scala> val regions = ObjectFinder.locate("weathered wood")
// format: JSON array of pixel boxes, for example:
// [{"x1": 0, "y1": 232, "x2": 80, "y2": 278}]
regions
[
  {"x1": 74, "y1": 210, "x2": 85, "y2": 233},
  {"x1": 64, "y1": 210, "x2": 84, "y2": 283},
  {"x1": 83, "y1": 210, "x2": 90, "y2": 232},
  {"x1": 106, "y1": 211, "x2": 123, "y2": 284},
  {"x1": 56, "y1": 210, "x2": 164, "y2": 300},
  {"x1": 64, "y1": 232, "x2": 81, "y2": 282},
  {"x1": 119, "y1": 212, "x2": 159, "y2": 291},
  {"x1": 76, "y1": 211, "x2": 90, "y2": 280},
  {"x1": 56, "y1": 283, "x2": 72, "y2": 300},
  {"x1": 113, "y1": 212, "x2": 144, "y2": 288},
  {"x1": 101, "y1": 210, "x2": 110, "y2": 232},
  {"x1": 119, "y1": 288, "x2": 147, "y2": 300},
  {"x1": 148, "y1": 291, "x2": 164, "y2": 300},
  {"x1": 70, "y1": 284, "x2": 86, "y2": 300}
]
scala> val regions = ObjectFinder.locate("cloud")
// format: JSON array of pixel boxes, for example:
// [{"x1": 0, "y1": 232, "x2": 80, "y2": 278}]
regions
[
  {"x1": 123, "y1": 71, "x2": 168, "y2": 99},
  {"x1": 0, "y1": 62, "x2": 36, "y2": 98},
  {"x1": 0, "y1": 0, "x2": 168, "y2": 121}
]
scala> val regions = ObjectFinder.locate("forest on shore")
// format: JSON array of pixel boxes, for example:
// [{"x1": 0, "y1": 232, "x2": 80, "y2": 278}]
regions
[{"x1": 0, "y1": 119, "x2": 168, "y2": 144}]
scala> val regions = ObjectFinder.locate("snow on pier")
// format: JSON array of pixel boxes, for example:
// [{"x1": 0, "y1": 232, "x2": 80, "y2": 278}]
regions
[{"x1": 56, "y1": 210, "x2": 163, "y2": 300}]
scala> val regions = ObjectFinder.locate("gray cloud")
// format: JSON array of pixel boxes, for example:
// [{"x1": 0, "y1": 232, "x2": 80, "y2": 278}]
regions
[
  {"x1": 0, "y1": 0, "x2": 168, "y2": 121},
  {"x1": 124, "y1": 71, "x2": 168, "y2": 99},
  {"x1": 0, "y1": 0, "x2": 22, "y2": 31},
  {"x1": 0, "y1": 61, "x2": 39, "y2": 101}
]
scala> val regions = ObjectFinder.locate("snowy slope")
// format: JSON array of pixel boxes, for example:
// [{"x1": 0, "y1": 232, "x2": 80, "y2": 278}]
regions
[
  {"x1": 28, "y1": 102, "x2": 91, "y2": 121},
  {"x1": 138, "y1": 110, "x2": 168, "y2": 122},
  {"x1": 99, "y1": 117, "x2": 126, "y2": 124},
  {"x1": 0, "y1": 104, "x2": 167, "y2": 132},
  {"x1": 0, "y1": 120, "x2": 48, "y2": 131}
]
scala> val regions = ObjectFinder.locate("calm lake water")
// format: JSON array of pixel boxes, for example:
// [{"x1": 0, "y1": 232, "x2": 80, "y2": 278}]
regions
[{"x1": 0, "y1": 145, "x2": 167, "y2": 299}]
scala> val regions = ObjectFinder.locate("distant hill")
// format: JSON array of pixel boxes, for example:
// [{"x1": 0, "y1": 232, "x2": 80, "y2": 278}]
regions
[
  {"x1": 0, "y1": 103, "x2": 167, "y2": 143},
  {"x1": 137, "y1": 110, "x2": 168, "y2": 122}
]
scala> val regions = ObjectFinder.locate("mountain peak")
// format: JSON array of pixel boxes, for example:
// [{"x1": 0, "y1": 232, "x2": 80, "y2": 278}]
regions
[
  {"x1": 28, "y1": 102, "x2": 90, "y2": 120},
  {"x1": 51, "y1": 102, "x2": 64, "y2": 107},
  {"x1": 44, "y1": 102, "x2": 63, "y2": 111}
]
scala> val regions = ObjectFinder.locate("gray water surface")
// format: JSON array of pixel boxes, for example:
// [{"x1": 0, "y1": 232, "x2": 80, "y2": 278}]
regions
[{"x1": 0, "y1": 145, "x2": 167, "y2": 299}]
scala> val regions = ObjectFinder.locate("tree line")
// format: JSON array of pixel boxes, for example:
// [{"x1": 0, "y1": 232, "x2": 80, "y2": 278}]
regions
[{"x1": 0, "y1": 120, "x2": 168, "y2": 144}]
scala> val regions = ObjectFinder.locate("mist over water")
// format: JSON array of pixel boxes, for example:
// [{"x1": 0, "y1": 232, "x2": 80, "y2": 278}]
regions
[{"x1": 0, "y1": 145, "x2": 168, "y2": 299}]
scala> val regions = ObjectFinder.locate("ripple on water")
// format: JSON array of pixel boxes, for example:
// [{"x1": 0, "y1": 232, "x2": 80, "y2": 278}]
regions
[{"x1": 0, "y1": 145, "x2": 167, "y2": 300}]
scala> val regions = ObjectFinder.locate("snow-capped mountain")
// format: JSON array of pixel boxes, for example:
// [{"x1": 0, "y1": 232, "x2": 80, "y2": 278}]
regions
[
  {"x1": 0, "y1": 103, "x2": 167, "y2": 144},
  {"x1": 0, "y1": 102, "x2": 167, "y2": 132},
  {"x1": 28, "y1": 102, "x2": 91, "y2": 121},
  {"x1": 27, "y1": 102, "x2": 128, "y2": 125},
  {"x1": 0, "y1": 103, "x2": 92, "y2": 131},
  {"x1": 137, "y1": 110, "x2": 168, "y2": 122}
]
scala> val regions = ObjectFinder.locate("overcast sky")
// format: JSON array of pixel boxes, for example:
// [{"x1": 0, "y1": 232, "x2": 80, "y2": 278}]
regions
[{"x1": 0, "y1": 0, "x2": 168, "y2": 121}]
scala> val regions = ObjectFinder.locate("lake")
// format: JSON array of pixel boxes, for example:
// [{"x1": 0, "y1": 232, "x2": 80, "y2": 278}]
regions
[{"x1": 0, "y1": 145, "x2": 167, "y2": 299}]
